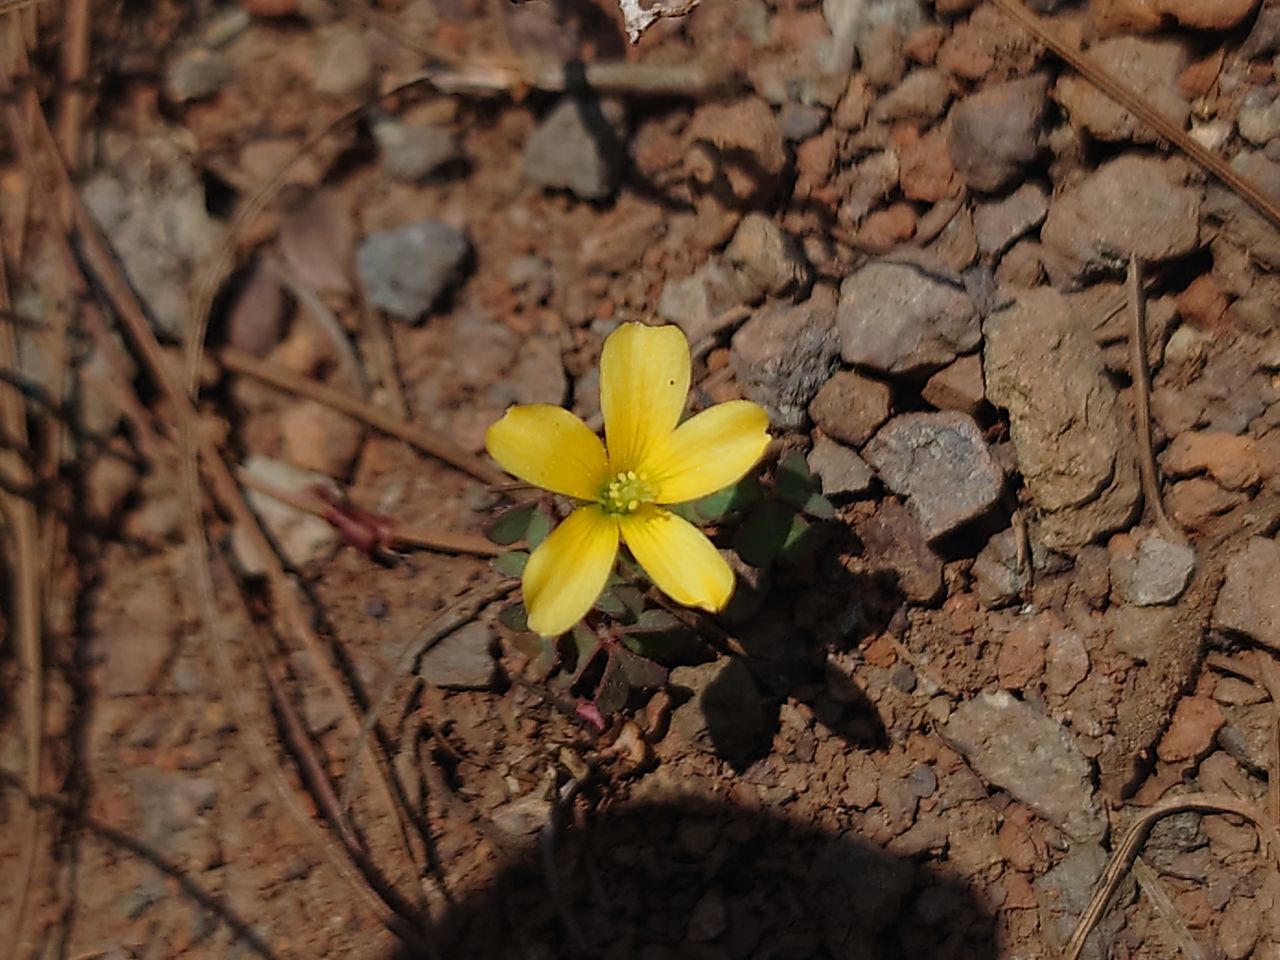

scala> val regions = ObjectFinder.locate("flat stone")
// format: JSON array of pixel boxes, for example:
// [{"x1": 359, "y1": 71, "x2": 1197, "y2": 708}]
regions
[
  {"x1": 837, "y1": 252, "x2": 980, "y2": 376},
  {"x1": 921, "y1": 353, "x2": 986, "y2": 414},
  {"x1": 656, "y1": 259, "x2": 760, "y2": 344},
  {"x1": 856, "y1": 499, "x2": 944, "y2": 604},
  {"x1": 312, "y1": 24, "x2": 373, "y2": 97},
  {"x1": 807, "y1": 435, "x2": 876, "y2": 496},
  {"x1": 1108, "y1": 530, "x2": 1196, "y2": 606},
  {"x1": 1213, "y1": 537, "x2": 1280, "y2": 650},
  {"x1": 1205, "y1": 152, "x2": 1280, "y2": 269},
  {"x1": 983, "y1": 287, "x2": 1141, "y2": 549},
  {"x1": 164, "y1": 46, "x2": 231, "y2": 103},
  {"x1": 871, "y1": 68, "x2": 952, "y2": 122},
  {"x1": 523, "y1": 97, "x2": 627, "y2": 201},
  {"x1": 948, "y1": 75, "x2": 1049, "y2": 193},
  {"x1": 239, "y1": 455, "x2": 341, "y2": 572},
  {"x1": 372, "y1": 118, "x2": 459, "y2": 182},
  {"x1": 420, "y1": 621, "x2": 498, "y2": 691},
  {"x1": 669, "y1": 658, "x2": 769, "y2": 767},
  {"x1": 356, "y1": 220, "x2": 470, "y2": 322},
  {"x1": 863, "y1": 411, "x2": 1003, "y2": 540},
  {"x1": 1108, "y1": 604, "x2": 1178, "y2": 662},
  {"x1": 1035, "y1": 843, "x2": 1115, "y2": 958},
  {"x1": 808, "y1": 369, "x2": 892, "y2": 447},
  {"x1": 1053, "y1": 37, "x2": 1189, "y2": 144},
  {"x1": 1156, "y1": 695, "x2": 1224, "y2": 763},
  {"x1": 973, "y1": 182, "x2": 1049, "y2": 257},
  {"x1": 972, "y1": 529, "x2": 1026, "y2": 608},
  {"x1": 730, "y1": 289, "x2": 840, "y2": 429},
  {"x1": 1041, "y1": 156, "x2": 1202, "y2": 281},
  {"x1": 943, "y1": 690, "x2": 1106, "y2": 842},
  {"x1": 724, "y1": 213, "x2": 812, "y2": 300}
]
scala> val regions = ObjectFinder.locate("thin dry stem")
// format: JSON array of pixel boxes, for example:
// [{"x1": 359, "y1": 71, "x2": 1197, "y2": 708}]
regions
[
  {"x1": 1127, "y1": 257, "x2": 1180, "y2": 542},
  {"x1": 0, "y1": 226, "x2": 43, "y2": 960},
  {"x1": 236, "y1": 467, "x2": 501, "y2": 556},
  {"x1": 1062, "y1": 793, "x2": 1280, "y2": 960},
  {"x1": 220, "y1": 347, "x2": 506, "y2": 485},
  {"x1": 55, "y1": 0, "x2": 90, "y2": 170},
  {"x1": 8, "y1": 97, "x2": 429, "y2": 943}
]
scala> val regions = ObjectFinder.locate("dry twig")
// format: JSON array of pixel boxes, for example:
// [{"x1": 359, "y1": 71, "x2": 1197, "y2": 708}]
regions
[
  {"x1": 220, "y1": 347, "x2": 505, "y2": 485},
  {"x1": 1062, "y1": 793, "x2": 1280, "y2": 960},
  {"x1": 1126, "y1": 257, "x2": 1180, "y2": 542},
  {"x1": 0, "y1": 226, "x2": 43, "y2": 960},
  {"x1": 991, "y1": 0, "x2": 1280, "y2": 232}
]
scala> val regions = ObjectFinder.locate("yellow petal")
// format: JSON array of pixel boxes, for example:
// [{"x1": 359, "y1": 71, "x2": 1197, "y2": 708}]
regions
[
  {"x1": 523, "y1": 505, "x2": 619, "y2": 636},
  {"x1": 600, "y1": 323, "x2": 691, "y2": 474},
  {"x1": 618, "y1": 505, "x2": 734, "y2": 612},
  {"x1": 640, "y1": 400, "x2": 771, "y2": 504},
  {"x1": 485, "y1": 405, "x2": 609, "y2": 500}
]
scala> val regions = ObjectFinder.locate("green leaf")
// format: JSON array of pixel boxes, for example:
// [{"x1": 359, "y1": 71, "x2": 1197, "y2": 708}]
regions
[
  {"x1": 778, "y1": 513, "x2": 825, "y2": 565},
  {"x1": 733, "y1": 500, "x2": 793, "y2": 567},
  {"x1": 594, "y1": 654, "x2": 630, "y2": 715},
  {"x1": 486, "y1": 502, "x2": 537, "y2": 546},
  {"x1": 691, "y1": 476, "x2": 759, "y2": 521},
  {"x1": 666, "y1": 501, "x2": 699, "y2": 523},
  {"x1": 493, "y1": 550, "x2": 529, "y2": 578},
  {"x1": 499, "y1": 602, "x2": 529, "y2": 632},
  {"x1": 610, "y1": 584, "x2": 646, "y2": 620},
  {"x1": 629, "y1": 608, "x2": 682, "y2": 632},
  {"x1": 568, "y1": 623, "x2": 600, "y2": 679},
  {"x1": 594, "y1": 589, "x2": 627, "y2": 616},
  {"x1": 613, "y1": 645, "x2": 669, "y2": 689},
  {"x1": 526, "y1": 506, "x2": 553, "y2": 549}
]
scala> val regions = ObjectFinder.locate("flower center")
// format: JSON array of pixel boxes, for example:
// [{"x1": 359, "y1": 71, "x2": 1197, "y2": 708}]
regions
[{"x1": 600, "y1": 470, "x2": 656, "y2": 515}]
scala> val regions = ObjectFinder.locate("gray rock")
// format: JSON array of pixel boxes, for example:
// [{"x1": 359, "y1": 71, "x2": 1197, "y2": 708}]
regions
[
  {"x1": 1041, "y1": 156, "x2": 1202, "y2": 281},
  {"x1": 313, "y1": 24, "x2": 373, "y2": 97},
  {"x1": 863, "y1": 411, "x2": 1003, "y2": 541},
  {"x1": 730, "y1": 289, "x2": 840, "y2": 429},
  {"x1": 856, "y1": 499, "x2": 944, "y2": 604},
  {"x1": 238, "y1": 455, "x2": 341, "y2": 573},
  {"x1": 973, "y1": 183, "x2": 1049, "y2": 257},
  {"x1": 356, "y1": 221, "x2": 469, "y2": 322},
  {"x1": 81, "y1": 130, "x2": 226, "y2": 340},
  {"x1": 807, "y1": 435, "x2": 875, "y2": 496},
  {"x1": 164, "y1": 46, "x2": 231, "y2": 103},
  {"x1": 1034, "y1": 843, "x2": 1118, "y2": 960},
  {"x1": 871, "y1": 68, "x2": 951, "y2": 122},
  {"x1": 1213, "y1": 537, "x2": 1280, "y2": 650},
  {"x1": 420, "y1": 621, "x2": 498, "y2": 690},
  {"x1": 778, "y1": 102, "x2": 827, "y2": 141},
  {"x1": 1109, "y1": 531, "x2": 1196, "y2": 606},
  {"x1": 972, "y1": 529, "x2": 1026, "y2": 608},
  {"x1": 1053, "y1": 37, "x2": 1189, "y2": 144},
  {"x1": 943, "y1": 690, "x2": 1106, "y2": 842},
  {"x1": 984, "y1": 287, "x2": 1141, "y2": 549},
  {"x1": 808, "y1": 369, "x2": 892, "y2": 447},
  {"x1": 687, "y1": 890, "x2": 728, "y2": 942},
  {"x1": 656, "y1": 258, "x2": 760, "y2": 344},
  {"x1": 948, "y1": 75, "x2": 1049, "y2": 193},
  {"x1": 523, "y1": 97, "x2": 627, "y2": 201},
  {"x1": 724, "y1": 213, "x2": 812, "y2": 300},
  {"x1": 372, "y1": 118, "x2": 459, "y2": 182},
  {"x1": 1108, "y1": 604, "x2": 1177, "y2": 662},
  {"x1": 837, "y1": 252, "x2": 980, "y2": 375},
  {"x1": 669, "y1": 658, "x2": 769, "y2": 767},
  {"x1": 1205, "y1": 152, "x2": 1280, "y2": 269}
]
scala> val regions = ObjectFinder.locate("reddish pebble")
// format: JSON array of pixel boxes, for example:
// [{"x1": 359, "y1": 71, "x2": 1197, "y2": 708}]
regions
[
  {"x1": 1176, "y1": 274, "x2": 1229, "y2": 330},
  {"x1": 1156, "y1": 695, "x2": 1224, "y2": 762}
]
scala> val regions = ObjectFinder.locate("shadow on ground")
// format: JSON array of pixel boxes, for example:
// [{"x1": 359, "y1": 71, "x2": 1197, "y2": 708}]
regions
[{"x1": 388, "y1": 796, "x2": 998, "y2": 959}]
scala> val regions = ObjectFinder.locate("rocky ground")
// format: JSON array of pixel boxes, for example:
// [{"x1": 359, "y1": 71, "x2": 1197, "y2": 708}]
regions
[{"x1": 3, "y1": 0, "x2": 1280, "y2": 957}]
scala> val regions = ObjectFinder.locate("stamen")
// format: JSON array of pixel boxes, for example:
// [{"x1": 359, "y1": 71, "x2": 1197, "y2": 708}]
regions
[{"x1": 599, "y1": 470, "x2": 656, "y2": 515}]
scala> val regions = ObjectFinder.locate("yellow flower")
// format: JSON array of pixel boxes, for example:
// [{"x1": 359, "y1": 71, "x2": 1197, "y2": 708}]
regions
[{"x1": 485, "y1": 322, "x2": 771, "y2": 637}]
